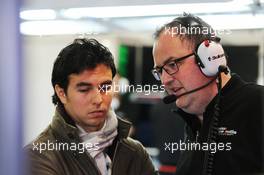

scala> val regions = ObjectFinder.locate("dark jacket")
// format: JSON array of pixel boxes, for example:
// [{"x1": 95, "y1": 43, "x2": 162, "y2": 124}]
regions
[
  {"x1": 25, "y1": 107, "x2": 157, "y2": 175},
  {"x1": 175, "y1": 74, "x2": 264, "y2": 175}
]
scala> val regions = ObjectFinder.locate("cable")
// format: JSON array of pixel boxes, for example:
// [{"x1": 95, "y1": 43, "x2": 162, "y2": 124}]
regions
[{"x1": 202, "y1": 66, "x2": 227, "y2": 175}]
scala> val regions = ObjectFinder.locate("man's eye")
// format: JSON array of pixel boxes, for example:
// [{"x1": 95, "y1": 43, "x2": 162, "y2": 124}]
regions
[
  {"x1": 78, "y1": 87, "x2": 93, "y2": 93},
  {"x1": 78, "y1": 89, "x2": 89, "y2": 93},
  {"x1": 99, "y1": 84, "x2": 112, "y2": 92},
  {"x1": 167, "y1": 62, "x2": 177, "y2": 68}
]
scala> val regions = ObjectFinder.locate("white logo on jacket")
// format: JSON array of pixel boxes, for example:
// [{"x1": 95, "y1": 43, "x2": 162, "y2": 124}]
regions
[{"x1": 218, "y1": 127, "x2": 237, "y2": 136}]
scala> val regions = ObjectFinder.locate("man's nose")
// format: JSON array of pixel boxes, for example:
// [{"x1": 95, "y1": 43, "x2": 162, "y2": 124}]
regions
[
  {"x1": 92, "y1": 89, "x2": 103, "y2": 106},
  {"x1": 160, "y1": 70, "x2": 174, "y2": 86}
]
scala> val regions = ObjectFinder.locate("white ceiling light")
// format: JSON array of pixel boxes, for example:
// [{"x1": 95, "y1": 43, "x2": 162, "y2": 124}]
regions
[
  {"x1": 112, "y1": 17, "x2": 175, "y2": 32},
  {"x1": 202, "y1": 14, "x2": 264, "y2": 30},
  {"x1": 20, "y1": 20, "x2": 107, "y2": 35},
  {"x1": 113, "y1": 14, "x2": 264, "y2": 32},
  {"x1": 61, "y1": 1, "x2": 250, "y2": 19},
  {"x1": 20, "y1": 9, "x2": 56, "y2": 20}
]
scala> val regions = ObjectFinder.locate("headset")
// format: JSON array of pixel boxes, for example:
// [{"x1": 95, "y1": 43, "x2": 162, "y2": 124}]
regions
[
  {"x1": 195, "y1": 39, "x2": 227, "y2": 76},
  {"x1": 172, "y1": 16, "x2": 227, "y2": 77}
]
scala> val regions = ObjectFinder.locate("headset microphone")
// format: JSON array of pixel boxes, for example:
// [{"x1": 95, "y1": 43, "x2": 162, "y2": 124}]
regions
[
  {"x1": 163, "y1": 94, "x2": 177, "y2": 104},
  {"x1": 163, "y1": 76, "x2": 218, "y2": 104}
]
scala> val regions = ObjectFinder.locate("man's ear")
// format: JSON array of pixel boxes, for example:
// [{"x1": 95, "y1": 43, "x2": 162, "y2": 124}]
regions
[{"x1": 55, "y1": 84, "x2": 67, "y2": 104}]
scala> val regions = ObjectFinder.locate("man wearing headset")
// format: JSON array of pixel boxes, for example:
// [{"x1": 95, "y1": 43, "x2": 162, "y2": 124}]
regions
[{"x1": 152, "y1": 13, "x2": 263, "y2": 175}]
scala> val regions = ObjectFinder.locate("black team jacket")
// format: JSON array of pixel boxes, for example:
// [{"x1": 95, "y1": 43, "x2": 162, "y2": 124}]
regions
[{"x1": 175, "y1": 74, "x2": 264, "y2": 175}]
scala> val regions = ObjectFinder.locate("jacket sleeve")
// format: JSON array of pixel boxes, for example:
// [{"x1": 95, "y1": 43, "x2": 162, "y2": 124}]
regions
[
  {"x1": 140, "y1": 144, "x2": 160, "y2": 175},
  {"x1": 126, "y1": 138, "x2": 159, "y2": 175},
  {"x1": 24, "y1": 144, "x2": 61, "y2": 175}
]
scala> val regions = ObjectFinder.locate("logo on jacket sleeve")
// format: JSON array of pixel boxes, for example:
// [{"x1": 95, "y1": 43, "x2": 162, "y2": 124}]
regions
[{"x1": 218, "y1": 127, "x2": 237, "y2": 136}]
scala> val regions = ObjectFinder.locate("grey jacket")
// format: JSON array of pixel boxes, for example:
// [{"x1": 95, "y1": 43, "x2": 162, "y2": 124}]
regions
[{"x1": 25, "y1": 107, "x2": 157, "y2": 175}]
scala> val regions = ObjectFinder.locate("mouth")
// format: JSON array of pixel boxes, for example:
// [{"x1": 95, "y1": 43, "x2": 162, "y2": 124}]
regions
[
  {"x1": 171, "y1": 87, "x2": 183, "y2": 96},
  {"x1": 89, "y1": 110, "x2": 106, "y2": 118}
]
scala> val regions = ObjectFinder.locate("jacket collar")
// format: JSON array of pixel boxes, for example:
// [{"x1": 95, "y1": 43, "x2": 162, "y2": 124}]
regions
[
  {"x1": 116, "y1": 117, "x2": 131, "y2": 139},
  {"x1": 175, "y1": 74, "x2": 246, "y2": 133},
  {"x1": 50, "y1": 105, "x2": 132, "y2": 141}
]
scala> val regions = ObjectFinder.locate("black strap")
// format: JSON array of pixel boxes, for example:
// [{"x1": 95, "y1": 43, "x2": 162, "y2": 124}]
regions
[{"x1": 202, "y1": 66, "x2": 227, "y2": 175}]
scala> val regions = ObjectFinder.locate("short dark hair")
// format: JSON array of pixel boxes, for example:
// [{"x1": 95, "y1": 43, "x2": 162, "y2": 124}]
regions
[
  {"x1": 154, "y1": 13, "x2": 215, "y2": 49},
  {"x1": 51, "y1": 38, "x2": 116, "y2": 105}
]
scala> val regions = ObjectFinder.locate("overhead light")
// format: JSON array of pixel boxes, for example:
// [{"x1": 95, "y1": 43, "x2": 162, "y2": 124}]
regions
[
  {"x1": 231, "y1": 0, "x2": 252, "y2": 5},
  {"x1": 202, "y1": 14, "x2": 264, "y2": 30},
  {"x1": 20, "y1": 20, "x2": 107, "y2": 35},
  {"x1": 20, "y1": 9, "x2": 56, "y2": 20},
  {"x1": 61, "y1": 1, "x2": 250, "y2": 19},
  {"x1": 112, "y1": 14, "x2": 264, "y2": 32},
  {"x1": 112, "y1": 17, "x2": 175, "y2": 32}
]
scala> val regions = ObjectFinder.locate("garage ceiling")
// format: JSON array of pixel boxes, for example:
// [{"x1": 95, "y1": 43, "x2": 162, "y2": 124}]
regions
[
  {"x1": 22, "y1": 0, "x2": 231, "y2": 9},
  {"x1": 20, "y1": 0, "x2": 264, "y2": 35}
]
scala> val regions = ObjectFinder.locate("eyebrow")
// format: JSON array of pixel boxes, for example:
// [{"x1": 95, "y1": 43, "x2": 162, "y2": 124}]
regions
[
  {"x1": 163, "y1": 57, "x2": 177, "y2": 66},
  {"x1": 100, "y1": 80, "x2": 112, "y2": 85},
  {"x1": 154, "y1": 56, "x2": 176, "y2": 69},
  {"x1": 76, "y1": 82, "x2": 93, "y2": 88},
  {"x1": 154, "y1": 53, "x2": 194, "y2": 69}
]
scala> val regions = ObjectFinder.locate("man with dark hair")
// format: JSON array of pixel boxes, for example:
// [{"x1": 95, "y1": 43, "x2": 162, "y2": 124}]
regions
[
  {"x1": 152, "y1": 13, "x2": 264, "y2": 175},
  {"x1": 25, "y1": 38, "x2": 157, "y2": 175}
]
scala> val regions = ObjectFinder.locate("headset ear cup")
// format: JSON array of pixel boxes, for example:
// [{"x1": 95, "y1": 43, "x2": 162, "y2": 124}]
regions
[{"x1": 196, "y1": 40, "x2": 227, "y2": 76}]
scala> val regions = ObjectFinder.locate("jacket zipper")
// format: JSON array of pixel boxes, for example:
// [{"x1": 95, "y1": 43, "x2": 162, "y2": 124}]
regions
[
  {"x1": 111, "y1": 141, "x2": 120, "y2": 174},
  {"x1": 196, "y1": 131, "x2": 200, "y2": 142}
]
